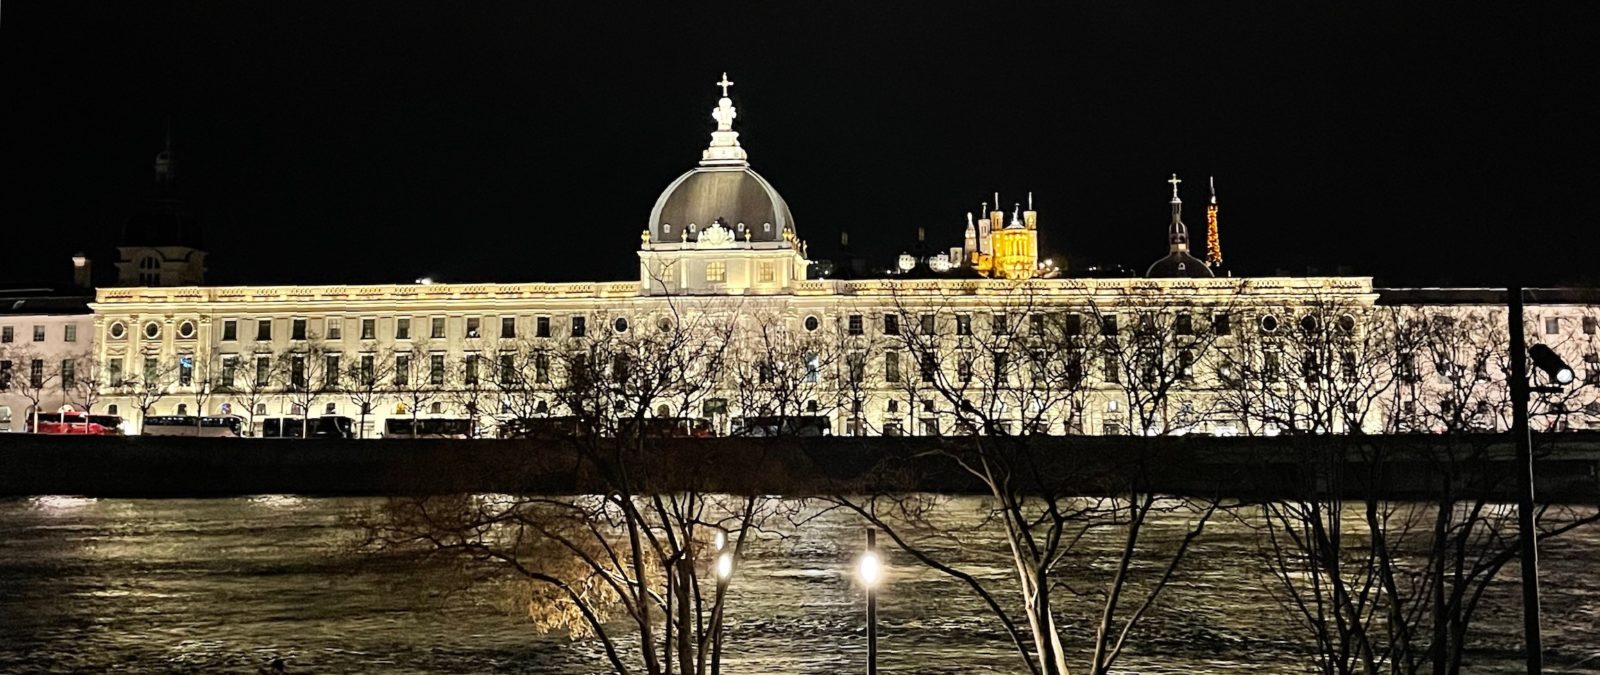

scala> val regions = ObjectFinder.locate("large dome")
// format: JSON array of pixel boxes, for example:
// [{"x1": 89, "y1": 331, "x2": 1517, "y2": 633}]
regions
[{"x1": 648, "y1": 166, "x2": 795, "y2": 245}]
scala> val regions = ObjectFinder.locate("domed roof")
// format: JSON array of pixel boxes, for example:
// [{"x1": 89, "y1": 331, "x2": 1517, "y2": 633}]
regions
[
  {"x1": 648, "y1": 166, "x2": 795, "y2": 245},
  {"x1": 1146, "y1": 251, "x2": 1213, "y2": 278}
]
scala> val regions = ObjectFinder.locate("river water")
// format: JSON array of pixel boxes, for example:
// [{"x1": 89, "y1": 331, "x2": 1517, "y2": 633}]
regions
[{"x1": 0, "y1": 496, "x2": 1596, "y2": 674}]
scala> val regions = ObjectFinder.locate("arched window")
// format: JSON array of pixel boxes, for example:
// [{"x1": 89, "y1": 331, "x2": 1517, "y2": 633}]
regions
[{"x1": 656, "y1": 404, "x2": 671, "y2": 418}]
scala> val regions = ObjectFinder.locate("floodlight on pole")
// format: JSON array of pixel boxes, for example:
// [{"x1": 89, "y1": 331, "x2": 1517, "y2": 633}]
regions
[
  {"x1": 1529, "y1": 344, "x2": 1574, "y2": 386},
  {"x1": 715, "y1": 551, "x2": 733, "y2": 581}
]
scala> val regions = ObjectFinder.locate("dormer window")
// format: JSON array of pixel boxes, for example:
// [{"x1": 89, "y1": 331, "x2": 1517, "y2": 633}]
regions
[
  {"x1": 138, "y1": 256, "x2": 161, "y2": 286},
  {"x1": 662, "y1": 223, "x2": 671, "y2": 233},
  {"x1": 763, "y1": 222, "x2": 772, "y2": 233}
]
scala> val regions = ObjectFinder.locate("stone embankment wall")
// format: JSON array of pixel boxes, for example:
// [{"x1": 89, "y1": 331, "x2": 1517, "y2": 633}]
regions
[{"x1": 2, "y1": 433, "x2": 1597, "y2": 501}]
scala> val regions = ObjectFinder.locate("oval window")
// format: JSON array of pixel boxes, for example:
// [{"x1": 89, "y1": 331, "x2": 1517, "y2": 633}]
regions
[
  {"x1": 109, "y1": 321, "x2": 127, "y2": 339},
  {"x1": 1259, "y1": 314, "x2": 1279, "y2": 333},
  {"x1": 178, "y1": 320, "x2": 197, "y2": 338},
  {"x1": 1299, "y1": 315, "x2": 1319, "y2": 332},
  {"x1": 1338, "y1": 314, "x2": 1357, "y2": 333},
  {"x1": 656, "y1": 316, "x2": 672, "y2": 333},
  {"x1": 613, "y1": 317, "x2": 629, "y2": 333},
  {"x1": 143, "y1": 321, "x2": 162, "y2": 339},
  {"x1": 803, "y1": 315, "x2": 820, "y2": 332}
]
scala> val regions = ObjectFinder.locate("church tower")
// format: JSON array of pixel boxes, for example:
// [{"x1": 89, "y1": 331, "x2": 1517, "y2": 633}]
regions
[{"x1": 115, "y1": 129, "x2": 207, "y2": 286}]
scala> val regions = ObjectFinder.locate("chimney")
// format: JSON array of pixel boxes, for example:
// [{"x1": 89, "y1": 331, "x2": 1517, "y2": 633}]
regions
[{"x1": 71, "y1": 253, "x2": 92, "y2": 290}]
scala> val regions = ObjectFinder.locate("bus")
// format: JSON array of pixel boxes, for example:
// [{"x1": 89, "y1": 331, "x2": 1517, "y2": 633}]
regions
[
  {"x1": 498, "y1": 416, "x2": 589, "y2": 440},
  {"x1": 617, "y1": 416, "x2": 716, "y2": 438},
  {"x1": 383, "y1": 417, "x2": 474, "y2": 439},
  {"x1": 731, "y1": 415, "x2": 832, "y2": 437},
  {"x1": 142, "y1": 415, "x2": 245, "y2": 438},
  {"x1": 260, "y1": 416, "x2": 356, "y2": 439},
  {"x1": 27, "y1": 411, "x2": 125, "y2": 436}
]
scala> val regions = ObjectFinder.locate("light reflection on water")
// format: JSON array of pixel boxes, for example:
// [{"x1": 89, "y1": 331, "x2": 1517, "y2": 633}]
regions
[{"x1": 0, "y1": 496, "x2": 1595, "y2": 674}]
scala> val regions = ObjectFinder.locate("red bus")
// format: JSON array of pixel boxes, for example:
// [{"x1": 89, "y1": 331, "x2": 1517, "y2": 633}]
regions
[{"x1": 27, "y1": 411, "x2": 125, "y2": 436}]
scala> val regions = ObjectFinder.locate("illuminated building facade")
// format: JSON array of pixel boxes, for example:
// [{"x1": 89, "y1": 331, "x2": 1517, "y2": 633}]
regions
[{"x1": 80, "y1": 77, "x2": 1600, "y2": 438}]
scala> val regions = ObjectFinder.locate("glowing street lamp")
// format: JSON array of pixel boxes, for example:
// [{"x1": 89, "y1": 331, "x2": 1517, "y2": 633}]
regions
[
  {"x1": 857, "y1": 528, "x2": 884, "y2": 675},
  {"x1": 1506, "y1": 289, "x2": 1579, "y2": 675}
]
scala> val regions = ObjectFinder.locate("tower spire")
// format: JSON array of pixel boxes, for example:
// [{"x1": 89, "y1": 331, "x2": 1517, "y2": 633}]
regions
[
  {"x1": 1167, "y1": 173, "x2": 1189, "y2": 252},
  {"x1": 700, "y1": 72, "x2": 748, "y2": 166},
  {"x1": 1205, "y1": 176, "x2": 1223, "y2": 267},
  {"x1": 154, "y1": 120, "x2": 175, "y2": 189}
]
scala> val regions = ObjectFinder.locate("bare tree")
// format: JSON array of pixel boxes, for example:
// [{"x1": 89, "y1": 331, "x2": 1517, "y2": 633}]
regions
[
  {"x1": 2, "y1": 343, "x2": 62, "y2": 432},
  {"x1": 367, "y1": 298, "x2": 806, "y2": 675},
  {"x1": 343, "y1": 346, "x2": 397, "y2": 439},
  {"x1": 825, "y1": 282, "x2": 1226, "y2": 675}
]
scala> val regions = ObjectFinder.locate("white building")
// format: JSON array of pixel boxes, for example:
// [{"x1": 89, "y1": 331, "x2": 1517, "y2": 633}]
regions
[{"x1": 0, "y1": 291, "x2": 96, "y2": 432}]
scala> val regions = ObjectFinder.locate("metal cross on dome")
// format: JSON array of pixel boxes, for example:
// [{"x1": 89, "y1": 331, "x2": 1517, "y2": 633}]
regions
[
  {"x1": 1168, "y1": 173, "x2": 1182, "y2": 198},
  {"x1": 717, "y1": 72, "x2": 734, "y2": 97}
]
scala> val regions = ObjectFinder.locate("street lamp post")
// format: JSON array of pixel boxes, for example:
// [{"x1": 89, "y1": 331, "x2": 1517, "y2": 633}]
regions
[
  {"x1": 1507, "y1": 286, "x2": 1576, "y2": 675},
  {"x1": 711, "y1": 531, "x2": 732, "y2": 675},
  {"x1": 858, "y1": 527, "x2": 883, "y2": 675}
]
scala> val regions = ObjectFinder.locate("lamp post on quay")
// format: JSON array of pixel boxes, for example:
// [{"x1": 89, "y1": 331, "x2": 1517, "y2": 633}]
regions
[
  {"x1": 711, "y1": 530, "x2": 733, "y2": 675},
  {"x1": 857, "y1": 528, "x2": 884, "y2": 675},
  {"x1": 1507, "y1": 286, "x2": 1575, "y2": 675}
]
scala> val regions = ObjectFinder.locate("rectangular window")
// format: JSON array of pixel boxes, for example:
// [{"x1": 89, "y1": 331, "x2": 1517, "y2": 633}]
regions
[
  {"x1": 361, "y1": 319, "x2": 376, "y2": 340},
  {"x1": 957, "y1": 352, "x2": 973, "y2": 383},
  {"x1": 0, "y1": 360, "x2": 10, "y2": 390},
  {"x1": 359, "y1": 354, "x2": 375, "y2": 385},
  {"x1": 222, "y1": 320, "x2": 237, "y2": 341},
  {"x1": 805, "y1": 351, "x2": 820, "y2": 383},
  {"x1": 33, "y1": 325, "x2": 46, "y2": 342},
  {"x1": 30, "y1": 359, "x2": 44, "y2": 388},
  {"x1": 920, "y1": 352, "x2": 937, "y2": 382},
  {"x1": 536, "y1": 316, "x2": 551, "y2": 338},
  {"x1": 885, "y1": 351, "x2": 901, "y2": 383},
  {"x1": 178, "y1": 354, "x2": 193, "y2": 387},
  {"x1": 1065, "y1": 313, "x2": 1083, "y2": 336},
  {"x1": 464, "y1": 353, "x2": 479, "y2": 385},
  {"x1": 64, "y1": 324, "x2": 77, "y2": 343},
  {"x1": 848, "y1": 315, "x2": 864, "y2": 336},
  {"x1": 291, "y1": 319, "x2": 307, "y2": 341},
  {"x1": 107, "y1": 358, "x2": 122, "y2": 385},
  {"x1": 1545, "y1": 317, "x2": 1560, "y2": 335},
  {"x1": 290, "y1": 354, "x2": 306, "y2": 388},
  {"x1": 883, "y1": 314, "x2": 900, "y2": 336},
  {"x1": 431, "y1": 317, "x2": 446, "y2": 339},
  {"x1": 1585, "y1": 316, "x2": 1598, "y2": 335},
  {"x1": 220, "y1": 355, "x2": 237, "y2": 388},
  {"x1": 847, "y1": 351, "x2": 866, "y2": 384},
  {"x1": 257, "y1": 319, "x2": 273, "y2": 341},
  {"x1": 1214, "y1": 313, "x2": 1231, "y2": 336},
  {"x1": 255, "y1": 355, "x2": 271, "y2": 387},
  {"x1": 499, "y1": 353, "x2": 515, "y2": 384},
  {"x1": 430, "y1": 354, "x2": 445, "y2": 385},
  {"x1": 1175, "y1": 313, "x2": 1193, "y2": 336},
  {"x1": 1102, "y1": 352, "x2": 1119, "y2": 383},
  {"x1": 0, "y1": 326, "x2": 11, "y2": 343},
  {"x1": 144, "y1": 356, "x2": 159, "y2": 386},
  {"x1": 535, "y1": 352, "x2": 550, "y2": 383},
  {"x1": 466, "y1": 318, "x2": 481, "y2": 338},
  {"x1": 326, "y1": 318, "x2": 342, "y2": 340},
  {"x1": 1029, "y1": 313, "x2": 1046, "y2": 335},
  {"x1": 501, "y1": 317, "x2": 516, "y2": 339},
  {"x1": 993, "y1": 313, "x2": 1009, "y2": 335},
  {"x1": 571, "y1": 316, "x2": 586, "y2": 338},
  {"x1": 706, "y1": 261, "x2": 727, "y2": 283},
  {"x1": 395, "y1": 354, "x2": 410, "y2": 386},
  {"x1": 758, "y1": 261, "x2": 775, "y2": 283},
  {"x1": 956, "y1": 314, "x2": 972, "y2": 336},
  {"x1": 994, "y1": 350, "x2": 1009, "y2": 382},
  {"x1": 1101, "y1": 314, "x2": 1119, "y2": 337},
  {"x1": 395, "y1": 318, "x2": 411, "y2": 340},
  {"x1": 325, "y1": 354, "x2": 341, "y2": 388},
  {"x1": 920, "y1": 314, "x2": 936, "y2": 336},
  {"x1": 61, "y1": 359, "x2": 75, "y2": 387}
]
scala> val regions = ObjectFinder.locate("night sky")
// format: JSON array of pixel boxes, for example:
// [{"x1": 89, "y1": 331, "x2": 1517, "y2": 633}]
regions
[{"x1": 3, "y1": 3, "x2": 1595, "y2": 288}]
